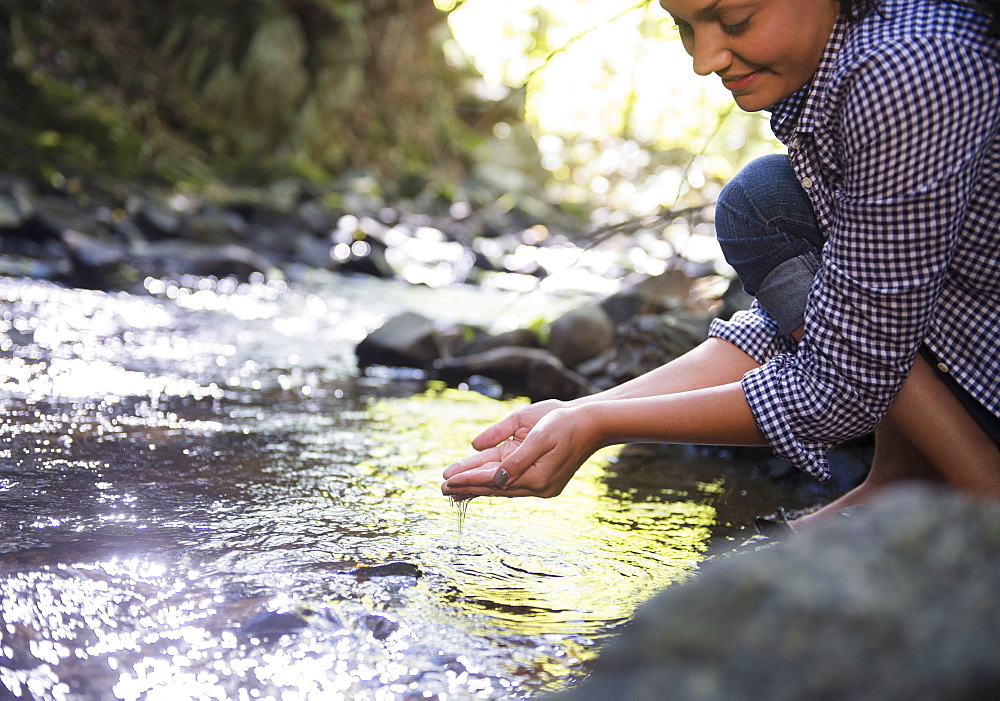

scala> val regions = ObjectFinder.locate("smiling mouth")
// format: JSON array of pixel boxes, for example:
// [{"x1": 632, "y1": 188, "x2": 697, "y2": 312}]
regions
[{"x1": 721, "y1": 71, "x2": 761, "y2": 91}]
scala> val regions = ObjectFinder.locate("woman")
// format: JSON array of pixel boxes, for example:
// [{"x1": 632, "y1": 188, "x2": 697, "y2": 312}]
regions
[{"x1": 442, "y1": 0, "x2": 1000, "y2": 527}]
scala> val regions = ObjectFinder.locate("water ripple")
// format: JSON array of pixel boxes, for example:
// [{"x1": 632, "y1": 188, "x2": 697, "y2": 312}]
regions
[{"x1": 0, "y1": 275, "x2": 732, "y2": 698}]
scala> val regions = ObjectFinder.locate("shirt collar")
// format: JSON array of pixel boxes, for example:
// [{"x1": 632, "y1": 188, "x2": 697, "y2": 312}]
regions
[{"x1": 768, "y1": 12, "x2": 850, "y2": 143}]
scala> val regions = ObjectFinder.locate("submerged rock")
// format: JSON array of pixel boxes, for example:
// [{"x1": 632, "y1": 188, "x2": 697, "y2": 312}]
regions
[
  {"x1": 240, "y1": 610, "x2": 311, "y2": 641},
  {"x1": 345, "y1": 561, "x2": 424, "y2": 579},
  {"x1": 560, "y1": 485, "x2": 1000, "y2": 700},
  {"x1": 356, "y1": 614, "x2": 400, "y2": 641}
]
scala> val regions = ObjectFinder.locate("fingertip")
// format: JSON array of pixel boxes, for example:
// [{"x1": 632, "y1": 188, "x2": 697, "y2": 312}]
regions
[
  {"x1": 472, "y1": 418, "x2": 511, "y2": 450},
  {"x1": 470, "y1": 430, "x2": 496, "y2": 451},
  {"x1": 443, "y1": 452, "x2": 485, "y2": 478}
]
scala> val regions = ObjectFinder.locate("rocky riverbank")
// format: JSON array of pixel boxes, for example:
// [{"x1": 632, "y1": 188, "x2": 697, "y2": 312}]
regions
[
  {"x1": 0, "y1": 169, "x2": 570, "y2": 291},
  {"x1": 559, "y1": 484, "x2": 1000, "y2": 700},
  {"x1": 356, "y1": 268, "x2": 746, "y2": 404},
  {"x1": 0, "y1": 170, "x2": 750, "y2": 405}
]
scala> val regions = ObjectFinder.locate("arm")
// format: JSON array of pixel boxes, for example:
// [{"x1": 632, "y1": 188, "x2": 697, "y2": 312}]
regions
[
  {"x1": 468, "y1": 336, "x2": 761, "y2": 451},
  {"x1": 442, "y1": 337, "x2": 765, "y2": 498},
  {"x1": 575, "y1": 336, "x2": 762, "y2": 401},
  {"x1": 742, "y1": 37, "x2": 1000, "y2": 480}
]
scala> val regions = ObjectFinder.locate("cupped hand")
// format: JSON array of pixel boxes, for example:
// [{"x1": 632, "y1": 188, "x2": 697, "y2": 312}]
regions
[
  {"x1": 441, "y1": 403, "x2": 601, "y2": 499},
  {"x1": 468, "y1": 399, "x2": 565, "y2": 452}
]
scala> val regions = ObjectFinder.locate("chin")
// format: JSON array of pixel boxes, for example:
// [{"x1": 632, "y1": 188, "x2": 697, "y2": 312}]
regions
[{"x1": 732, "y1": 94, "x2": 773, "y2": 112}]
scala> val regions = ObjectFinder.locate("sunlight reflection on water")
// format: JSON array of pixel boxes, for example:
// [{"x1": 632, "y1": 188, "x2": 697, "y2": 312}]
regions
[{"x1": 0, "y1": 275, "x2": 723, "y2": 699}]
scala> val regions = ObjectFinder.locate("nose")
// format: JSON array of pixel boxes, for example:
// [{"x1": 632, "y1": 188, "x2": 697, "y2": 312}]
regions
[{"x1": 688, "y1": 28, "x2": 731, "y2": 76}]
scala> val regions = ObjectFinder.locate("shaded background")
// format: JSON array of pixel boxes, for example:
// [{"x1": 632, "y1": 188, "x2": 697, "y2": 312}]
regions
[{"x1": 0, "y1": 0, "x2": 777, "y2": 232}]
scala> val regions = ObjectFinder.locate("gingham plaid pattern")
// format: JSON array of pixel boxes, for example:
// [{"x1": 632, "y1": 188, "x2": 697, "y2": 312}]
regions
[{"x1": 709, "y1": 0, "x2": 1000, "y2": 480}]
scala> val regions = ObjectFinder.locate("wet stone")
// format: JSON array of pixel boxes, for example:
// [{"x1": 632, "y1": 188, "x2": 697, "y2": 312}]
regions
[
  {"x1": 547, "y1": 304, "x2": 614, "y2": 368},
  {"x1": 240, "y1": 611, "x2": 310, "y2": 641},
  {"x1": 357, "y1": 613, "x2": 400, "y2": 641},
  {"x1": 0, "y1": 194, "x2": 26, "y2": 229},
  {"x1": 133, "y1": 199, "x2": 181, "y2": 240},
  {"x1": 334, "y1": 235, "x2": 394, "y2": 278},
  {"x1": 60, "y1": 229, "x2": 130, "y2": 290},
  {"x1": 345, "y1": 561, "x2": 423, "y2": 579},
  {"x1": 433, "y1": 346, "x2": 596, "y2": 402},
  {"x1": 181, "y1": 207, "x2": 248, "y2": 244},
  {"x1": 134, "y1": 240, "x2": 276, "y2": 281},
  {"x1": 356, "y1": 312, "x2": 443, "y2": 371},
  {"x1": 32, "y1": 195, "x2": 106, "y2": 240}
]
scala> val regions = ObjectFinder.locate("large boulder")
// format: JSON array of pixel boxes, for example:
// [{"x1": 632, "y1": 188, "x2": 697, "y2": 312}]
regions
[
  {"x1": 561, "y1": 485, "x2": 1000, "y2": 700},
  {"x1": 434, "y1": 346, "x2": 597, "y2": 401},
  {"x1": 547, "y1": 304, "x2": 615, "y2": 368},
  {"x1": 356, "y1": 312, "x2": 442, "y2": 371},
  {"x1": 355, "y1": 312, "x2": 474, "y2": 371}
]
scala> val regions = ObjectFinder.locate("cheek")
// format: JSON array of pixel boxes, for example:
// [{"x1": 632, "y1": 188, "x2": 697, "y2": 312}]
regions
[
  {"x1": 739, "y1": 37, "x2": 812, "y2": 78},
  {"x1": 734, "y1": 39, "x2": 781, "y2": 67}
]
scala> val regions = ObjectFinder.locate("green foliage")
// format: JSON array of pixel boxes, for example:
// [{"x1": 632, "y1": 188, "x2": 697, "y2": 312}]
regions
[
  {"x1": 0, "y1": 0, "x2": 491, "y2": 192},
  {"x1": 445, "y1": 0, "x2": 779, "y2": 219}
]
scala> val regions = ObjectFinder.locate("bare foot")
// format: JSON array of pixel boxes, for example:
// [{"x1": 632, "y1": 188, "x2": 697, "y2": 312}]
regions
[{"x1": 791, "y1": 480, "x2": 880, "y2": 530}]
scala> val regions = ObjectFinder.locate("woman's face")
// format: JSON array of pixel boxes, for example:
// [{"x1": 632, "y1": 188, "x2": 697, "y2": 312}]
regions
[{"x1": 660, "y1": 0, "x2": 841, "y2": 111}]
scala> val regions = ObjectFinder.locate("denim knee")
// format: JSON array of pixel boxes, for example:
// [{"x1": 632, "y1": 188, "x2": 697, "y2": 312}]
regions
[{"x1": 716, "y1": 154, "x2": 826, "y2": 334}]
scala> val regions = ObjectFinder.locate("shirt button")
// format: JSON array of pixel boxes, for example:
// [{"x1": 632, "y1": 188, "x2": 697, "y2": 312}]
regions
[
  {"x1": 789, "y1": 138, "x2": 800, "y2": 150},
  {"x1": 936, "y1": 362, "x2": 950, "y2": 374},
  {"x1": 801, "y1": 177, "x2": 814, "y2": 189}
]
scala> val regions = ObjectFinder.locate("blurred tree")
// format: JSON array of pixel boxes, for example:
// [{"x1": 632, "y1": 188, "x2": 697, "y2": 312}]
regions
[
  {"x1": 0, "y1": 0, "x2": 516, "y2": 190},
  {"x1": 443, "y1": 0, "x2": 778, "y2": 222}
]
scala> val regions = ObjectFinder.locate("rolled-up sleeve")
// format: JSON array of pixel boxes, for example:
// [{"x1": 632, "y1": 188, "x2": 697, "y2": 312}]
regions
[
  {"x1": 708, "y1": 302, "x2": 796, "y2": 364},
  {"x1": 740, "y1": 38, "x2": 1000, "y2": 480}
]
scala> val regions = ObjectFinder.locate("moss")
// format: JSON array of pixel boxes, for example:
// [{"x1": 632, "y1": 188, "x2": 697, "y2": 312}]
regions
[{"x1": 0, "y1": 0, "x2": 504, "y2": 193}]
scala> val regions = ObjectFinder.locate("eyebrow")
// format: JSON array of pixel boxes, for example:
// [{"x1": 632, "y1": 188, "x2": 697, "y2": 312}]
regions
[
  {"x1": 695, "y1": 0, "x2": 724, "y2": 18},
  {"x1": 661, "y1": 0, "x2": 726, "y2": 22}
]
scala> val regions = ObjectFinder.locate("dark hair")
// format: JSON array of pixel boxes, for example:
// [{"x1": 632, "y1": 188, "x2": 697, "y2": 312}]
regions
[{"x1": 840, "y1": 0, "x2": 1000, "y2": 34}]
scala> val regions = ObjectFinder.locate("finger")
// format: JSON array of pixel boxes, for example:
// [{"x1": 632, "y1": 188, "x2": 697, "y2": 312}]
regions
[
  {"x1": 441, "y1": 462, "x2": 501, "y2": 489},
  {"x1": 442, "y1": 478, "x2": 551, "y2": 499},
  {"x1": 442, "y1": 463, "x2": 552, "y2": 496},
  {"x1": 492, "y1": 438, "x2": 547, "y2": 489},
  {"x1": 442, "y1": 445, "x2": 504, "y2": 480},
  {"x1": 471, "y1": 414, "x2": 521, "y2": 451},
  {"x1": 443, "y1": 486, "x2": 551, "y2": 498}
]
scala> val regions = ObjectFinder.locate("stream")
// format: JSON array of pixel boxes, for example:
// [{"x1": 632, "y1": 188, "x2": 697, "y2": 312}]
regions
[{"x1": 0, "y1": 271, "x2": 862, "y2": 700}]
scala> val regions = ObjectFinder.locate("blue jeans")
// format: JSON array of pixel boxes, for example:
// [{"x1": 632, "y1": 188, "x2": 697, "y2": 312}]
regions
[
  {"x1": 715, "y1": 154, "x2": 824, "y2": 335},
  {"x1": 715, "y1": 154, "x2": 1000, "y2": 446}
]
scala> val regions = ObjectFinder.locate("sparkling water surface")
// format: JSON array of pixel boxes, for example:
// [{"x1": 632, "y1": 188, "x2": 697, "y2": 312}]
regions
[{"x1": 0, "y1": 272, "x2": 807, "y2": 700}]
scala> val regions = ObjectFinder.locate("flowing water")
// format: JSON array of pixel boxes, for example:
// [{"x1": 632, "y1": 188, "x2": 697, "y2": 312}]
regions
[{"x1": 0, "y1": 272, "x2": 858, "y2": 700}]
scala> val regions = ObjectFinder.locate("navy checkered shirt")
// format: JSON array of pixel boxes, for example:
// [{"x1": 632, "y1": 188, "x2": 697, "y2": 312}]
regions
[{"x1": 709, "y1": 0, "x2": 1000, "y2": 480}]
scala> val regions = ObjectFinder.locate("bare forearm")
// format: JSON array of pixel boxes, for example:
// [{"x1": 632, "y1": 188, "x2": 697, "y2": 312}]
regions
[
  {"x1": 581, "y1": 381, "x2": 768, "y2": 447},
  {"x1": 444, "y1": 357, "x2": 769, "y2": 499},
  {"x1": 568, "y1": 337, "x2": 760, "y2": 406}
]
